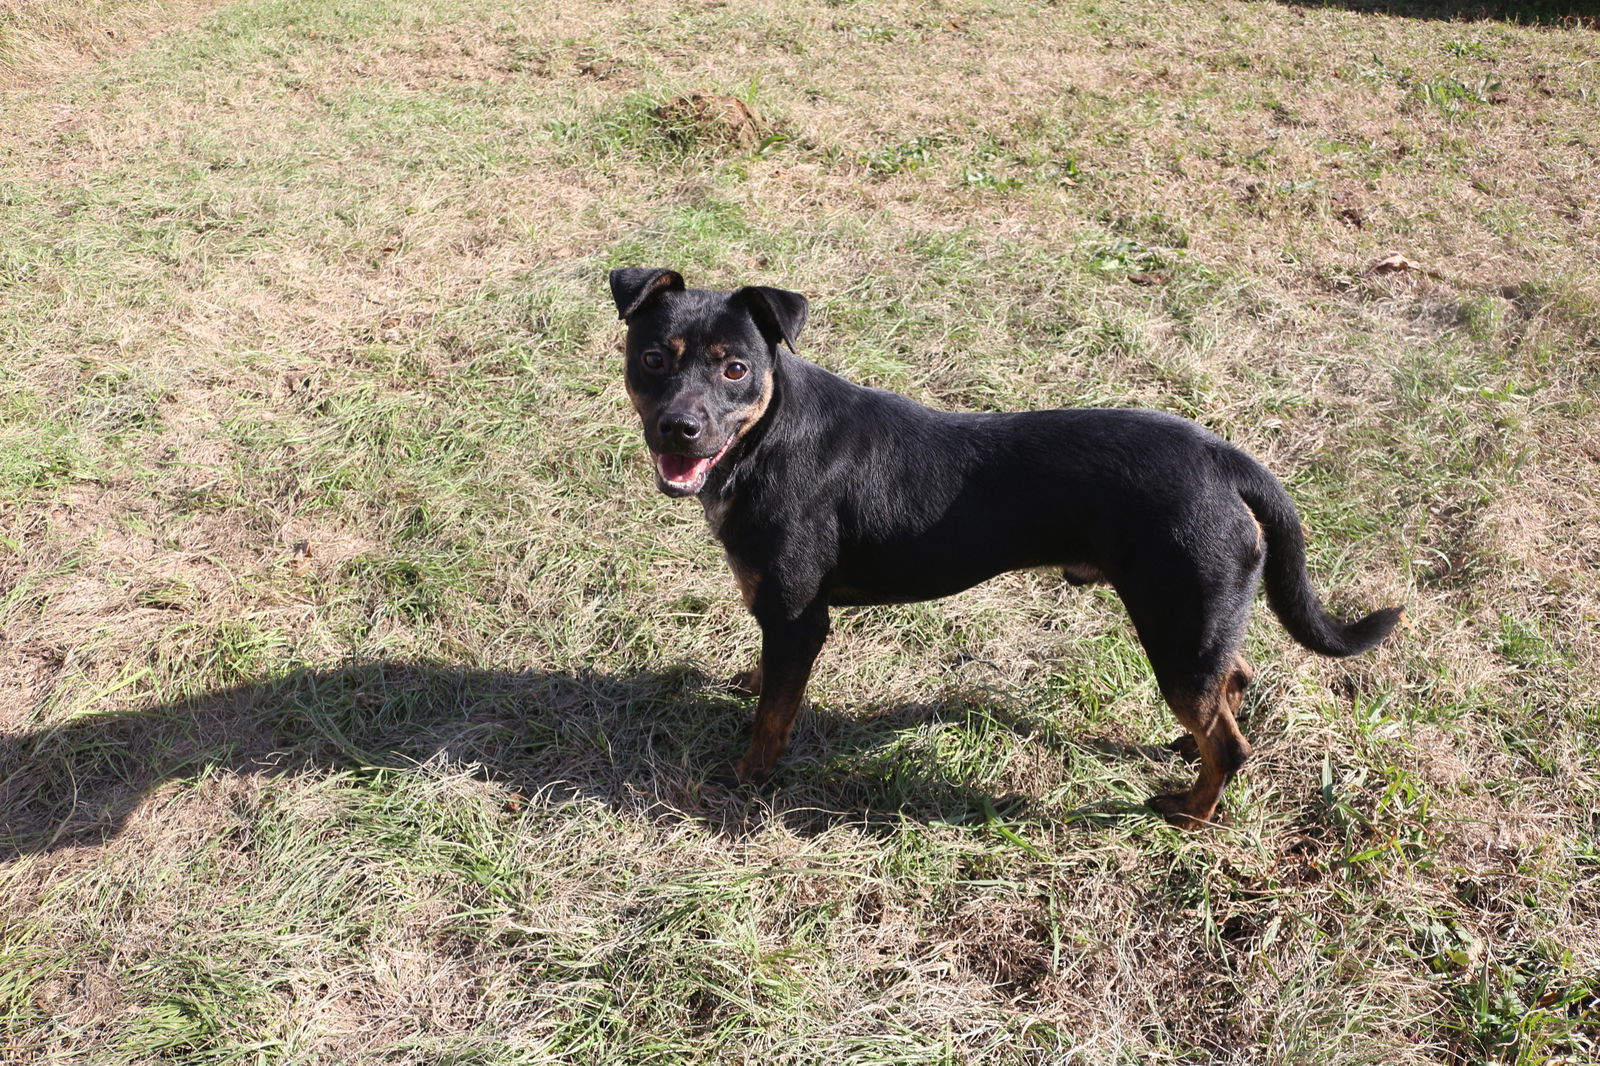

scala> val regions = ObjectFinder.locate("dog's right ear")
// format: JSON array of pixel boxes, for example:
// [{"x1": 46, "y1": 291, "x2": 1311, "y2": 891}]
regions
[
  {"x1": 610, "y1": 268, "x2": 685, "y2": 320},
  {"x1": 734, "y1": 285, "x2": 808, "y2": 352}
]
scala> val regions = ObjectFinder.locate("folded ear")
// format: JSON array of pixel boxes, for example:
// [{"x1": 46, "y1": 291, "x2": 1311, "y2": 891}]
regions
[
  {"x1": 734, "y1": 285, "x2": 808, "y2": 351},
  {"x1": 610, "y1": 268, "x2": 685, "y2": 320}
]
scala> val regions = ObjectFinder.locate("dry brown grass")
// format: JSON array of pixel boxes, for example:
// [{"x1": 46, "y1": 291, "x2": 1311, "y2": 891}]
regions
[{"x1": 0, "y1": 0, "x2": 226, "y2": 87}]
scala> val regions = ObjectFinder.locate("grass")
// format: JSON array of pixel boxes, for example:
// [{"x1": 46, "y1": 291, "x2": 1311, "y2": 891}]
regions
[
  {"x1": 2, "y1": 0, "x2": 1598, "y2": 1062},
  {"x1": 0, "y1": 1, "x2": 224, "y2": 87}
]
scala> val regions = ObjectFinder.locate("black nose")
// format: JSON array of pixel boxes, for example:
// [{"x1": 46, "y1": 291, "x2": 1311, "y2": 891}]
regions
[{"x1": 659, "y1": 411, "x2": 703, "y2": 443}]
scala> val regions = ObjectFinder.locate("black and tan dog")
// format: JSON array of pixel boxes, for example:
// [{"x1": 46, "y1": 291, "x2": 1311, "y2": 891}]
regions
[{"x1": 610, "y1": 267, "x2": 1402, "y2": 827}]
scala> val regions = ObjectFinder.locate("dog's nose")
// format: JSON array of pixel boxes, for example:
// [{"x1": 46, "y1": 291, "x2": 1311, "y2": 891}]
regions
[{"x1": 659, "y1": 411, "x2": 703, "y2": 442}]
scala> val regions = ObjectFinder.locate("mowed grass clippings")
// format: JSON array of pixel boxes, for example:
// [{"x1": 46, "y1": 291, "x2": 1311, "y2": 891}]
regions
[{"x1": 1, "y1": 0, "x2": 1597, "y2": 1062}]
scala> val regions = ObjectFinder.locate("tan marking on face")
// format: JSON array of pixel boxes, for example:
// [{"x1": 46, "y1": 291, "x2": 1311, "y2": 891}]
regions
[
  {"x1": 731, "y1": 369, "x2": 775, "y2": 441},
  {"x1": 624, "y1": 374, "x2": 651, "y2": 419},
  {"x1": 727, "y1": 554, "x2": 761, "y2": 609},
  {"x1": 668, "y1": 337, "x2": 685, "y2": 357},
  {"x1": 707, "y1": 342, "x2": 727, "y2": 359}
]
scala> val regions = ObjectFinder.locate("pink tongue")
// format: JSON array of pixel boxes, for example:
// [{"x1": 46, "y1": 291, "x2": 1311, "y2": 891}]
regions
[{"x1": 657, "y1": 452, "x2": 711, "y2": 484}]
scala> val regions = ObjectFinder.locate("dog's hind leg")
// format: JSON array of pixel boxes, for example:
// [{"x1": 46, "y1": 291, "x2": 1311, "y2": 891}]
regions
[
  {"x1": 1114, "y1": 514, "x2": 1263, "y2": 828},
  {"x1": 1167, "y1": 654, "x2": 1251, "y2": 763},
  {"x1": 1147, "y1": 656, "x2": 1253, "y2": 828}
]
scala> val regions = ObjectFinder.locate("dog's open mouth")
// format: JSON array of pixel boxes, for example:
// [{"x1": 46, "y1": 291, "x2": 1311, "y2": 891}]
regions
[{"x1": 654, "y1": 433, "x2": 736, "y2": 496}]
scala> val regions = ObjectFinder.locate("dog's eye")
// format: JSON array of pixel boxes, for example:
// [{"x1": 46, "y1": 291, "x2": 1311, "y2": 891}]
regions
[
  {"x1": 724, "y1": 361, "x2": 749, "y2": 381},
  {"x1": 641, "y1": 351, "x2": 666, "y2": 371}
]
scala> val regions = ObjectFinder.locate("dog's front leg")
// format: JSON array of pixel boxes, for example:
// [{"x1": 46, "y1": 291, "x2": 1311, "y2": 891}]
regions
[{"x1": 732, "y1": 602, "x2": 830, "y2": 784}]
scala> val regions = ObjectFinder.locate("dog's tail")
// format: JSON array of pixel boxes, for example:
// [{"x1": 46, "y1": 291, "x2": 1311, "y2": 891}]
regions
[{"x1": 1222, "y1": 448, "x2": 1403, "y2": 658}]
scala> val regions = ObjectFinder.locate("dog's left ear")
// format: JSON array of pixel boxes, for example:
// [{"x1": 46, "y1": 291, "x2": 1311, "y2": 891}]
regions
[
  {"x1": 610, "y1": 268, "x2": 685, "y2": 320},
  {"x1": 734, "y1": 286, "x2": 808, "y2": 352}
]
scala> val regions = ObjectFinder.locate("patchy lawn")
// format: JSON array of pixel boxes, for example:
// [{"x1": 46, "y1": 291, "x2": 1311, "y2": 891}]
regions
[{"x1": 1, "y1": 0, "x2": 1597, "y2": 1062}]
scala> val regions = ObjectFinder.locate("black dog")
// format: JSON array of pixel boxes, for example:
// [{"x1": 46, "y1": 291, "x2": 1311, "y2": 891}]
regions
[{"x1": 610, "y1": 268, "x2": 1402, "y2": 827}]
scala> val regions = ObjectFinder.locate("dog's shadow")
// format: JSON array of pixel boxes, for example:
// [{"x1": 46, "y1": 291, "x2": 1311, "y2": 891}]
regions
[{"x1": 0, "y1": 662, "x2": 1178, "y2": 858}]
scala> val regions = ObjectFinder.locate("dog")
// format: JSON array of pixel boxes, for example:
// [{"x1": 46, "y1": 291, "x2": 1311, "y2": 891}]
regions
[{"x1": 610, "y1": 267, "x2": 1402, "y2": 827}]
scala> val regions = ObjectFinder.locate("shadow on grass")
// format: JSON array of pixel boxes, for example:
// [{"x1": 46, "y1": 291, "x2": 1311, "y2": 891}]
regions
[
  {"x1": 1269, "y1": 0, "x2": 1597, "y2": 23},
  {"x1": 0, "y1": 662, "x2": 1180, "y2": 858}
]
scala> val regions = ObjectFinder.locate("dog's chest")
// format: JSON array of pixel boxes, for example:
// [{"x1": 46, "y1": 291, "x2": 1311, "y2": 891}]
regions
[{"x1": 699, "y1": 489, "x2": 734, "y2": 535}]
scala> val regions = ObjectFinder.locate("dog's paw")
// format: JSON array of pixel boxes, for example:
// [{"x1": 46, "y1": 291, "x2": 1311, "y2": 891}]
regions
[
  {"x1": 706, "y1": 762, "x2": 746, "y2": 790},
  {"x1": 1145, "y1": 792, "x2": 1212, "y2": 830},
  {"x1": 1166, "y1": 733, "x2": 1201, "y2": 764},
  {"x1": 727, "y1": 669, "x2": 762, "y2": 697},
  {"x1": 709, "y1": 760, "x2": 779, "y2": 792}
]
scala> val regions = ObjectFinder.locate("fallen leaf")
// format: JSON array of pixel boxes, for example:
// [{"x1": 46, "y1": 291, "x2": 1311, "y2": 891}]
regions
[
  {"x1": 1128, "y1": 272, "x2": 1169, "y2": 286},
  {"x1": 1371, "y1": 253, "x2": 1417, "y2": 274}
]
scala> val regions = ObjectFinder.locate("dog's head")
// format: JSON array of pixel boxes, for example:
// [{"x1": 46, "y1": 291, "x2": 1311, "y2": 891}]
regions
[{"x1": 609, "y1": 268, "x2": 807, "y2": 497}]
